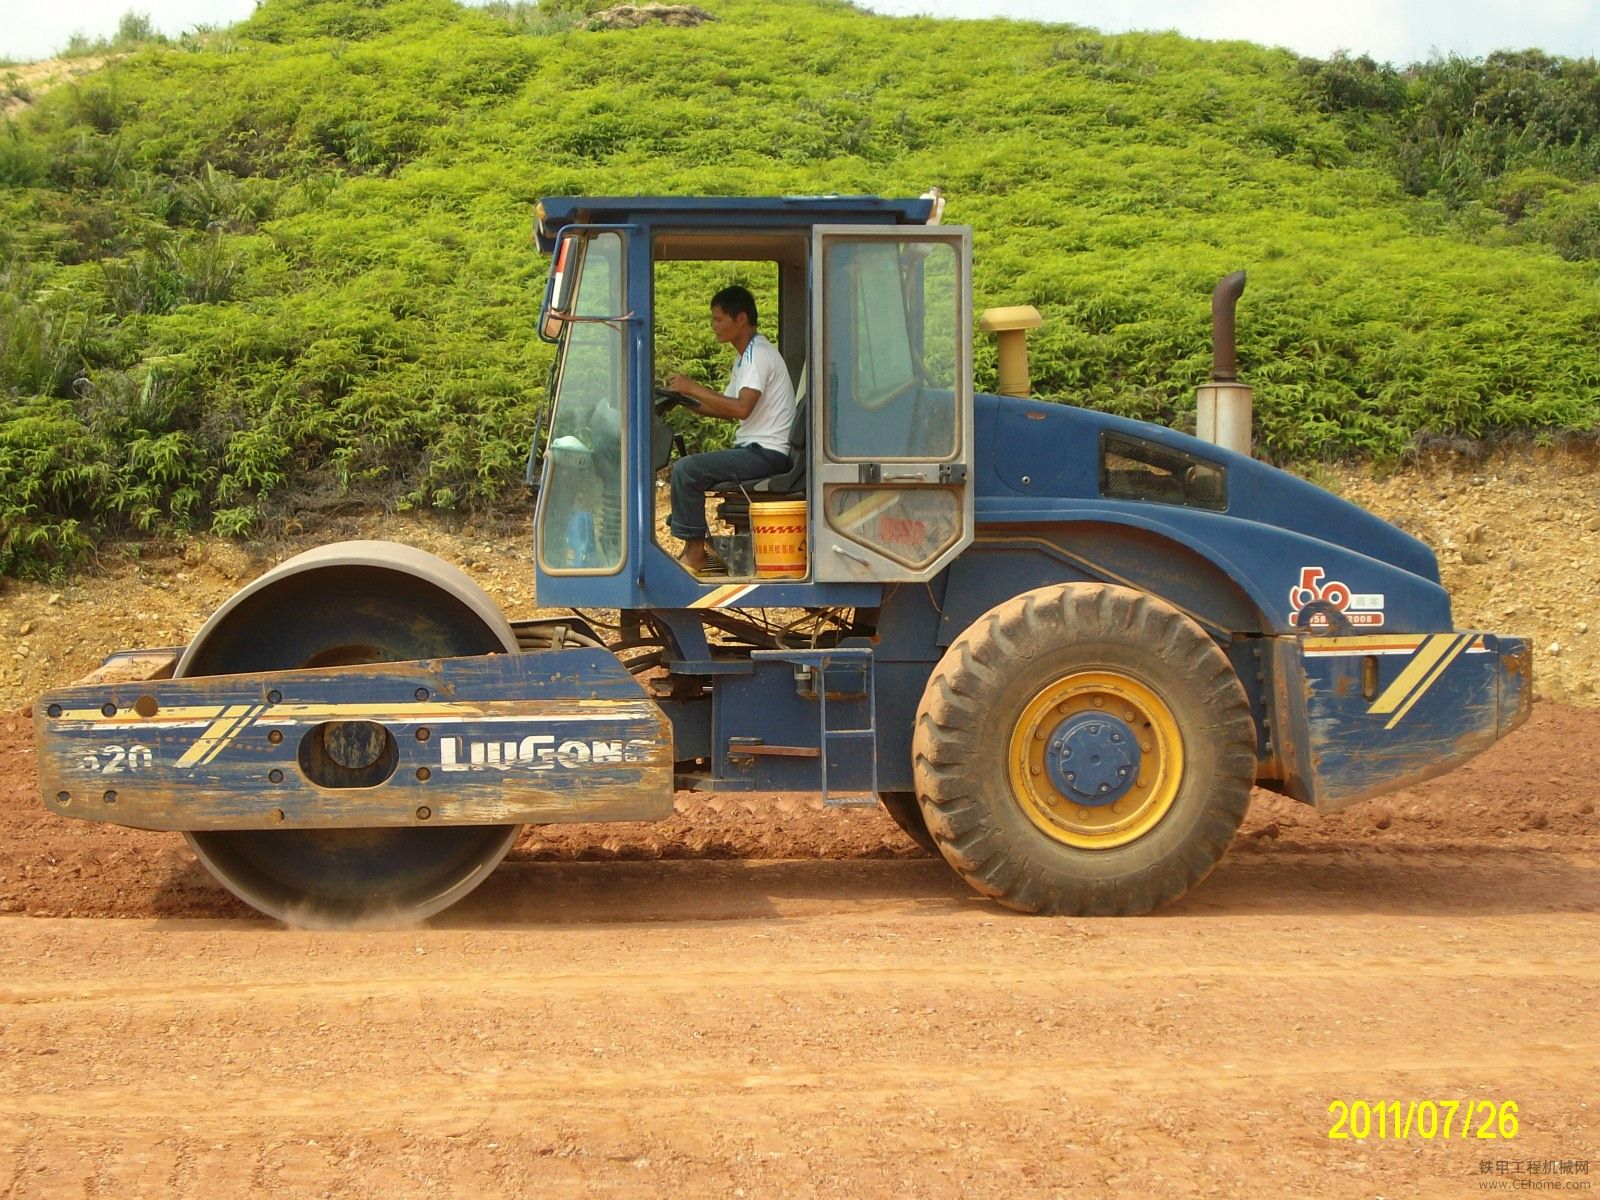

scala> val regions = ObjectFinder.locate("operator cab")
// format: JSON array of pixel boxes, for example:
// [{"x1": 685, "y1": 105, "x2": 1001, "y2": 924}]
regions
[
  {"x1": 645, "y1": 225, "x2": 810, "y2": 574},
  {"x1": 531, "y1": 195, "x2": 974, "y2": 611}
]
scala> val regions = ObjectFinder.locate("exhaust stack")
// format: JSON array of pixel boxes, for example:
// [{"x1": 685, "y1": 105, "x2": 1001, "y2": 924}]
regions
[
  {"x1": 978, "y1": 305, "x2": 1043, "y2": 398},
  {"x1": 1195, "y1": 270, "x2": 1253, "y2": 457}
]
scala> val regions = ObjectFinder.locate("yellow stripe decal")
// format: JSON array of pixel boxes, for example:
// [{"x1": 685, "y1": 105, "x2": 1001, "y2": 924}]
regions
[
  {"x1": 175, "y1": 704, "x2": 257, "y2": 768},
  {"x1": 265, "y1": 702, "x2": 639, "y2": 722},
  {"x1": 198, "y1": 703, "x2": 268, "y2": 766},
  {"x1": 689, "y1": 583, "x2": 758, "y2": 609},
  {"x1": 1384, "y1": 635, "x2": 1471, "y2": 730},
  {"x1": 1366, "y1": 635, "x2": 1458, "y2": 716},
  {"x1": 269, "y1": 701, "x2": 481, "y2": 720},
  {"x1": 1303, "y1": 634, "x2": 1428, "y2": 655},
  {"x1": 688, "y1": 583, "x2": 738, "y2": 609},
  {"x1": 55, "y1": 704, "x2": 229, "y2": 724}
]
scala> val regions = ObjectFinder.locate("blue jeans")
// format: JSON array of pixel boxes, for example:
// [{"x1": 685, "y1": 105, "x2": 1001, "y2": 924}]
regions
[{"x1": 669, "y1": 444, "x2": 791, "y2": 540}]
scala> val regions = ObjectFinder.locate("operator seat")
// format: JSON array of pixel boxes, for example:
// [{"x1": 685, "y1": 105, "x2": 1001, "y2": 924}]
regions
[{"x1": 707, "y1": 368, "x2": 808, "y2": 533}]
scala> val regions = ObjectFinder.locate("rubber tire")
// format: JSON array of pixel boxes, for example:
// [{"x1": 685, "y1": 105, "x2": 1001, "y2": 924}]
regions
[
  {"x1": 912, "y1": 583, "x2": 1256, "y2": 916},
  {"x1": 877, "y1": 791, "x2": 939, "y2": 856}
]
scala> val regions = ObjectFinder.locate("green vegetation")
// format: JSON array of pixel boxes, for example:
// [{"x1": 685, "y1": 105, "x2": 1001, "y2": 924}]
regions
[
  {"x1": 2, "y1": 0, "x2": 1598, "y2": 577},
  {"x1": 57, "y1": 10, "x2": 173, "y2": 59}
]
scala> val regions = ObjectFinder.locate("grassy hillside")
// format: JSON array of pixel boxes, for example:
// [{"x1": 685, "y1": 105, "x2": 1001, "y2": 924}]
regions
[{"x1": 2, "y1": 0, "x2": 1599, "y2": 577}]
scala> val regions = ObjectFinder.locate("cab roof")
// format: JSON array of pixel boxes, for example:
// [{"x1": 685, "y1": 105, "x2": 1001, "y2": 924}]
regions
[{"x1": 534, "y1": 195, "x2": 936, "y2": 251}]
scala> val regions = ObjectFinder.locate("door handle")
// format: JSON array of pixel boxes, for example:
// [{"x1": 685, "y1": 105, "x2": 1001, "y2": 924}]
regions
[{"x1": 831, "y1": 545, "x2": 871, "y2": 567}]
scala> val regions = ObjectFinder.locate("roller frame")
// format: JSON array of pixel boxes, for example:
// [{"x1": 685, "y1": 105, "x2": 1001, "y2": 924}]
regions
[{"x1": 35, "y1": 649, "x2": 675, "y2": 832}]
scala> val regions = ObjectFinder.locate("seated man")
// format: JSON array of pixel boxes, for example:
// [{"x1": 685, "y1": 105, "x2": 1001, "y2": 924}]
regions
[{"x1": 666, "y1": 284, "x2": 795, "y2": 577}]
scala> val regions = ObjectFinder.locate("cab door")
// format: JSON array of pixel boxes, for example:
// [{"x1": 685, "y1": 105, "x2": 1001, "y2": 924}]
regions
[{"x1": 810, "y1": 225, "x2": 974, "y2": 582}]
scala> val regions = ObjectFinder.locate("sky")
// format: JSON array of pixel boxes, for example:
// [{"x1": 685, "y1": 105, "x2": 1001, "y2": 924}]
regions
[{"x1": 4, "y1": 0, "x2": 1599, "y2": 66}]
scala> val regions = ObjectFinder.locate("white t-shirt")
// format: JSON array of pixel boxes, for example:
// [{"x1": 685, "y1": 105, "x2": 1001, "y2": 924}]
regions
[{"x1": 725, "y1": 333, "x2": 796, "y2": 456}]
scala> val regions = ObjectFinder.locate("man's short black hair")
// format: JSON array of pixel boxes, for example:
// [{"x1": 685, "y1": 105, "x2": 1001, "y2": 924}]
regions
[{"x1": 711, "y1": 285, "x2": 758, "y2": 327}]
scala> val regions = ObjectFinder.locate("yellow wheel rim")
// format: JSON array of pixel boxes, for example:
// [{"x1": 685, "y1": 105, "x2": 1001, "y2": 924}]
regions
[{"x1": 1006, "y1": 670, "x2": 1184, "y2": 849}]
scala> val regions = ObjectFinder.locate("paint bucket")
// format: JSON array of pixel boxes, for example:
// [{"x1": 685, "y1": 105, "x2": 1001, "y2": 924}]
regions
[{"x1": 750, "y1": 500, "x2": 807, "y2": 579}]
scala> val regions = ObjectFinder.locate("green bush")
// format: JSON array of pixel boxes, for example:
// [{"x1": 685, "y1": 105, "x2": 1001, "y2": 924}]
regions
[{"x1": 0, "y1": 0, "x2": 1596, "y2": 577}]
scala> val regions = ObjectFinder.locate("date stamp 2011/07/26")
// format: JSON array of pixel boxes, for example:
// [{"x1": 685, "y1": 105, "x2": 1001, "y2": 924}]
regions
[{"x1": 1328, "y1": 1099, "x2": 1518, "y2": 1140}]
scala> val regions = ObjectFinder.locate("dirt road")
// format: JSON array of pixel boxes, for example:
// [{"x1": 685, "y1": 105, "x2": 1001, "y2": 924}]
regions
[
  {"x1": 2, "y1": 885, "x2": 1597, "y2": 1199},
  {"x1": 2, "y1": 706, "x2": 1598, "y2": 1197}
]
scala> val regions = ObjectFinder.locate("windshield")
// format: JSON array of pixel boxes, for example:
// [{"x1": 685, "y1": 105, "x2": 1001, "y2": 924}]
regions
[{"x1": 537, "y1": 231, "x2": 627, "y2": 573}]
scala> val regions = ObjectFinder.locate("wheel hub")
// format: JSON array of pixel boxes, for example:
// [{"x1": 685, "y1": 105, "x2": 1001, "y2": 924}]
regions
[
  {"x1": 1006, "y1": 670, "x2": 1184, "y2": 850},
  {"x1": 1045, "y1": 712, "x2": 1141, "y2": 807}
]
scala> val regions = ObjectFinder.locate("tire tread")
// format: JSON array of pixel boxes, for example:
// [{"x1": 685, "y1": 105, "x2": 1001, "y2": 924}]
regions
[{"x1": 912, "y1": 583, "x2": 1256, "y2": 916}]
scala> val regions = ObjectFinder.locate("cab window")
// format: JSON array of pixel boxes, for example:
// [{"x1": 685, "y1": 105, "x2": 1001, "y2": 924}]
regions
[{"x1": 823, "y1": 239, "x2": 960, "y2": 462}]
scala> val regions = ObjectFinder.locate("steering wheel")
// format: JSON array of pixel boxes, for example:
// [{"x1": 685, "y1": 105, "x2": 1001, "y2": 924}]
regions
[
  {"x1": 651, "y1": 389, "x2": 695, "y2": 472},
  {"x1": 654, "y1": 387, "x2": 702, "y2": 415}
]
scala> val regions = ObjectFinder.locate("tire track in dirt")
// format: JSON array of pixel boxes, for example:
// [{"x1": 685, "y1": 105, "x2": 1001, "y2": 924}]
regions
[
  {"x1": 4, "y1": 1047, "x2": 1594, "y2": 1124},
  {"x1": 2, "y1": 910, "x2": 1596, "y2": 1198},
  {"x1": 7, "y1": 955, "x2": 1600, "y2": 1011}
]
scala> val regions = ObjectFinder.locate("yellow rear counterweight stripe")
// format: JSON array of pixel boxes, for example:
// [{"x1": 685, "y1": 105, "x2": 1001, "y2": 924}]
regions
[
  {"x1": 1367, "y1": 635, "x2": 1457, "y2": 716},
  {"x1": 1384, "y1": 636, "x2": 1471, "y2": 730}
]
